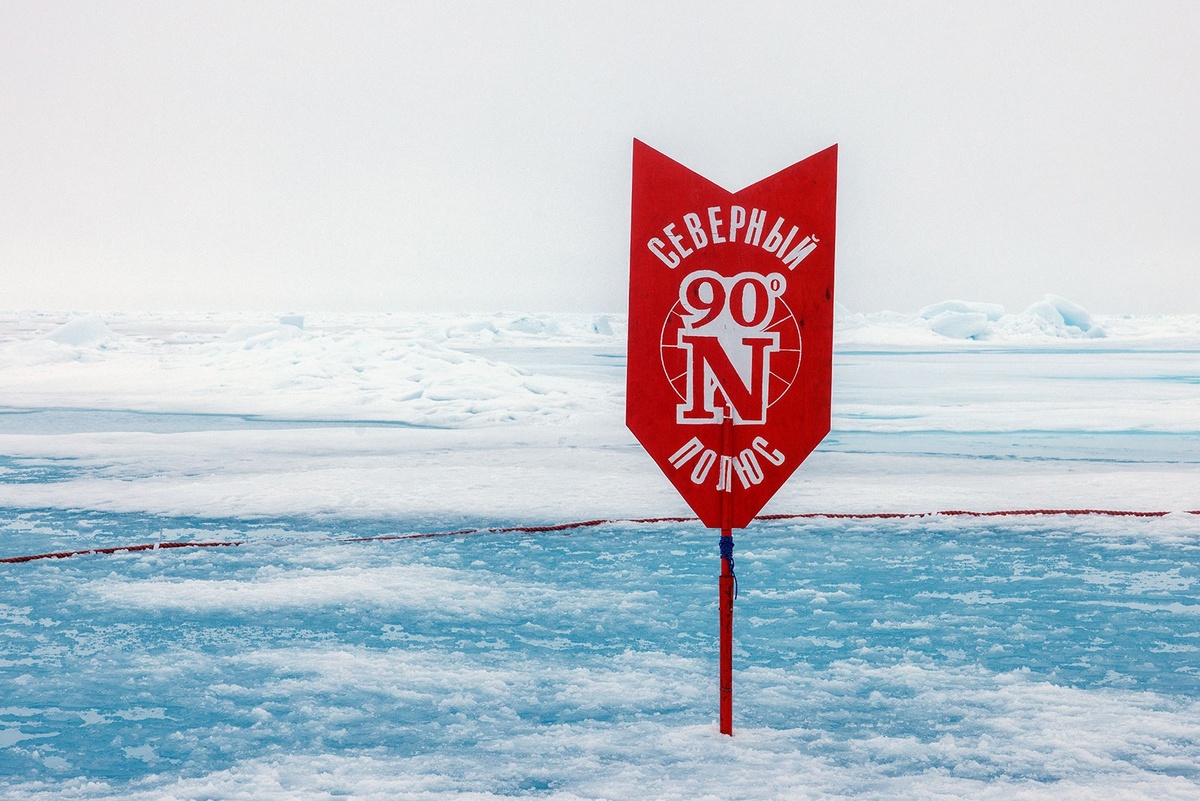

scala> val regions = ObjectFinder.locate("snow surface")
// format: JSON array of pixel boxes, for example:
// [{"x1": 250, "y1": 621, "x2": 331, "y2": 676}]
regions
[{"x1": 1, "y1": 307, "x2": 1198, "y2": 799}]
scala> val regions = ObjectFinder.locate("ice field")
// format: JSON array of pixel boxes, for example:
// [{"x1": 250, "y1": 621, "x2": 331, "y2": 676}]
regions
[{"x1": 1, "y1": 304, "x2": 1199, "y2": 799}]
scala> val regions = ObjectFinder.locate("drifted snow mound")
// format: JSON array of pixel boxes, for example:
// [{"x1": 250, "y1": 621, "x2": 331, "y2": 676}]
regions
[
  {"x1": 0, "y1": 325, "x2": 589, "y2": 427},
  {"x1": 1020, "y1": 294, "x2": 1106, "y2": 338},
  {"x1": 838, "y1": 297, "x2": 1112, "y2": 344},
  {"x1": 591, "y1": 314, "x2": 614, "y2": 336},
  {"x1": 918, "y1": 300, "x2": 1005, "y2": 321},
  {"x1": 40, "y1": 314, "x2": 115, "y2": 346},
  {"x1": 222, "y1": 323, "x2": 309, "y2": 348},
  {"x1": 918, "y1": 300, "x2": 1005, "y2": 340},
  {"x1": 420, "y1": 313, "x2": 621, "y2": 345},
  {"x1": 188, "y1": 334, "x2": 584, "y2": 426},
  {"x1": 912, "y1": 297, "x2": 1105, "y2": 340}
]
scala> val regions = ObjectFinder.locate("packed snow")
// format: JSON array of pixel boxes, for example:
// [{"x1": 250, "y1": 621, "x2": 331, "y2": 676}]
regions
[{"x1": 1, "y1": 302, "x2": 1198, "y2": 799}]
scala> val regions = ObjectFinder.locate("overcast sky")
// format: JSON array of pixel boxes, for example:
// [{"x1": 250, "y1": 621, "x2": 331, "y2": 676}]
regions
[{"x1": 2, "y1": 1, "x2": 1197, "y2": 314}]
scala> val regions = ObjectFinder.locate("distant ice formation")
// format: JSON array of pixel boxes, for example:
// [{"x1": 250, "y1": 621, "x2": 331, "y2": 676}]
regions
[
  {"x1": 918, "y1": 301, "x2": 1005, "y2": 340},
  {"x1": 906, "y1": 296, "x2": 1107, "y2": 340},
  {"x1": 40, "y1": 314, "x2": 114, "y2": 346},
  {"x1": 1021, "y1": 294, "x2": 1106, "y2": 338}
]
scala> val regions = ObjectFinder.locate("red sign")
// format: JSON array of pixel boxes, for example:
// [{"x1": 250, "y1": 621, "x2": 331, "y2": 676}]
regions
[{"x1": 626, "y1": 140, "x2": 838, "y2": 529}]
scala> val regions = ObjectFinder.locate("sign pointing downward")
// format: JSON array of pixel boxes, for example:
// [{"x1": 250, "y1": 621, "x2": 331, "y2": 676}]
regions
[
  {"x1": 625, "y1": 140, "x2": 838, "y2": 733},
  {"x1": 626, "y1": 140, "x2": 838, "y2": 529}
]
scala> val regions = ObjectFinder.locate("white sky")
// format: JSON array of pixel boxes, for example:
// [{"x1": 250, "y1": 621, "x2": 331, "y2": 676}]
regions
[{"x1": 2, "y1": 1, "x2": 1197, "y2": 314}]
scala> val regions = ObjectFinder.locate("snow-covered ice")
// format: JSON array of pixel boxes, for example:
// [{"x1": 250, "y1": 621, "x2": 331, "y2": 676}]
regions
[{"x1": 1, "y1": 306, "x2": 1197, "y2": 799}]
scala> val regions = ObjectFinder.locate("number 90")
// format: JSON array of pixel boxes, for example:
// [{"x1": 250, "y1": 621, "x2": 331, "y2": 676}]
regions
[{"x1": 679, "y1": 270, "x2": 785, "y2": 331}]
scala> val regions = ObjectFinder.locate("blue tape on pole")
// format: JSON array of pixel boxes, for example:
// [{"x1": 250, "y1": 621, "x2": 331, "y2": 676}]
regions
[{"x1": 719, "y1": 534, "x2": 738, "y2": 599}]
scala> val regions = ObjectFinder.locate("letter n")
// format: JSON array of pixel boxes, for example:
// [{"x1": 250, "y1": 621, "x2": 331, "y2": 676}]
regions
[{"x1": 677, "y1": 334, "x2": 776, "y2": 424}]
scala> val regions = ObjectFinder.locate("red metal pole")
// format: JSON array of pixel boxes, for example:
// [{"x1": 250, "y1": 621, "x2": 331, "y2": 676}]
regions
[
  {"x1": 719, "y1": 526, "x2": 734, "y2": 735},
  {"x1": 719, "y1": 414, "x2": 734, "y2": 736}
]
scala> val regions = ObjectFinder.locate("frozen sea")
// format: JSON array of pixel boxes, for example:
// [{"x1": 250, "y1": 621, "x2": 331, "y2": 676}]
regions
[{"x1": 1, "y1": 305, "x2": 1198, "y2": 800}]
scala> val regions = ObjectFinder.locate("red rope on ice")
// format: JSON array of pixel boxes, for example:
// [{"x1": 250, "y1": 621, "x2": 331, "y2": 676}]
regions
[
  {"x1": 0, "y1": 540, "x2": 241, "y2": 564},
  {"x1": 2, "y1": 509, "x2": 1195, "y2": 565}
]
